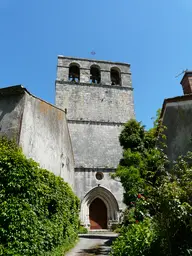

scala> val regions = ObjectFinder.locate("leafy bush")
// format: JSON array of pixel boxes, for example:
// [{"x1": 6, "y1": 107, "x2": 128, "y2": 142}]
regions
[
  {"x1": 0, "y1": 137, "x2": 80, "y2": 256},
  {"x1": 78, "y1": 225, "x2": 88, "y2": 234},
  {"x1": 112, "y1": 117, "x2": 192, "y2": 256},
  {"x1": 111, "y1": 218, "x2": 157, "y2": 256},
  {"x1": 110, "y1": 223, "x2": 121, "y2": 232},
  {"x1": 152, "y1": 154, "x2": 192, "y2": 256}
]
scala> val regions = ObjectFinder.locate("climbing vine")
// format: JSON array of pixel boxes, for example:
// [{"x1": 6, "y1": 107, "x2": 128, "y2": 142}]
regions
[{"x1": 0, "y1": 137, "x2": 80, "y2": 256}]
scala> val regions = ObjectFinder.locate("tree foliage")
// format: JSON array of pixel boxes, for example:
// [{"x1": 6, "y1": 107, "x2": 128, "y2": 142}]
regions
[
  {"x1": 112, "y1": 114, "x2": 192, "y2": 256},
  {"x1": 0, "y1": 137, "x2": 80, "y2": 256},
  {"x1": 114, "y1": 118, "x2": 166, "y2": 209},
  {"x1": 111, "y1": 218, "x2": 157, "y2": 256}
]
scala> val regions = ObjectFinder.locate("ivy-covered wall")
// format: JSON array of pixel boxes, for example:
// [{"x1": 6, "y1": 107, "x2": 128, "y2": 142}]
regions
[{"x1": 0, "y1": 137, "x2": 80, "y2": 256}]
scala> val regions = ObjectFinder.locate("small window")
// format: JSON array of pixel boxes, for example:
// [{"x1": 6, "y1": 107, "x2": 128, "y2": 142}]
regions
[
  {"x1": 111, "y1": 67, "x2": 121, "y2": 85},
  {"x1": 69, "y1": 64, "x2": 80, "y2": 83},
  {"x1": 95, "y1": 172, "x2": 104, "y2": 180},
  {"x1": 90, "y1": 65, "x2": 101, "y2": 84}
]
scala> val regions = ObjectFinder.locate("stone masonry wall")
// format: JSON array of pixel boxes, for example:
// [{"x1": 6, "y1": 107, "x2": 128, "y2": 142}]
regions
[
  {"x1": 162, "y1": 100, "x2": 192, "y2": 162},
  {"x1": 0, "y1": 86, "x2": 75, "y2": 189},
  {"x1": 55, "y1": 56, "x2": 135, "y2": 216},
  {"x1": 20, "y1": 92, "x2": 75, "y2": 188},
  {"x1": 56, "y1": 56, "x2": 132, "y2": 87},
  {"x1": 0, "y1": 91, "x2": 25, "y2": 142},
  {"x1": 56, "y1": 83, "x2": 134, "y2": 123},
  {"x1": 75, "y1": 170, "x2": 125, "y2": 210},
  {"x1": 68, "y1": 122, "x2": 123, "y2": 168}
]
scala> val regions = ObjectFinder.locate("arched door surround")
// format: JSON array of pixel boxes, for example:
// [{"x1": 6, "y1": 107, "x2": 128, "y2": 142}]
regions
[{"x1": 80, "y1": 186, "x2": 119, "y2": 229}]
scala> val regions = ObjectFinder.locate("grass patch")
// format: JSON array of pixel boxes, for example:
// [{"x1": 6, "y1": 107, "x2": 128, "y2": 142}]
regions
[{"x1": 46, "y1": 238, "x2": 79, "y2": 256}]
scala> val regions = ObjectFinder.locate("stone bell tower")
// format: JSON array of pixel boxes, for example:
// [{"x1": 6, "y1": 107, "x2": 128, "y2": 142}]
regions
[{"x1": 55, "y1": 56, "x2": 135, "y2": 229}]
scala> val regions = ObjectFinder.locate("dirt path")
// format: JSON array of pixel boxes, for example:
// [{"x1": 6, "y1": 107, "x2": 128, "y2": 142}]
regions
[{"x1": 65, "y1": 233, "x2": 118, "y2": 256}]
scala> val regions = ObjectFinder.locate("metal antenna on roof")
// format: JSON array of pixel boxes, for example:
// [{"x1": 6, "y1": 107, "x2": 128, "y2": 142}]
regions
[{"x1": 175, "y1": 69, "x2": 188, "y2": 78}]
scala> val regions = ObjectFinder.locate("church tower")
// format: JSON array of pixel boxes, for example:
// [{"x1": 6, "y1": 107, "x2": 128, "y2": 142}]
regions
[{"x1": 55, "y1": 56, "x2": 135, "y2": 229}]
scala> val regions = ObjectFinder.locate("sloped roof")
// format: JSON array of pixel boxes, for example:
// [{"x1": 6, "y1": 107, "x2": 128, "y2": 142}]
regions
[
  {"x1": 0, "y1": 85, "x2": 30, "y2": 96},
  {"x1": 0, "y1": 85, "x2": 66, "y2": 113},
  {"x1": 160, "y1": 94, "x2": 192, "y2": 119}
]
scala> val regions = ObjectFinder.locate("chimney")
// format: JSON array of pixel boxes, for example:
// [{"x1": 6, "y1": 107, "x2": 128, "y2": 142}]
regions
[{"x1": 180, "y1": 71, "x2": 192, "y2": 95}]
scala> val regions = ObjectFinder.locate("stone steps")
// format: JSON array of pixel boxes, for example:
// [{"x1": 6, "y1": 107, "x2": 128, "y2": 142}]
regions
[
  {"x1": 79, "y1": 229, "x2": 119, "y2": 238},
  {"x1": 89, "y1": 229, "x2": 111, "y2": 234}
]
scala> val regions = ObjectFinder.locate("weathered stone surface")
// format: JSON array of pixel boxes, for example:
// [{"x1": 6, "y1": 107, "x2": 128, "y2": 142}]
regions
[
  {"x1": 55, "y1": 56, "x2": 135, "y2": 227},
  {"x1": 68, "y1": 123, "x2": 123, "y2": 168},
  {"x1": 162, "y1": 100, "x2": 192, "y2": 162},
  {"x1": 20, "y1": 92, "x2": 75, "y2": 188},
  {"x1": 0, "y1": 86, "x2": 75, "y2": 189},
  {"x1": 75, "y1": 170, "x2": 124, "y2": 209},
  {"x1": 0, "y1": 89, "x2": 25, "y2": 142},
  {"x1": 57, "y1": 56, "x2": 132, "y2": 87},
  {"x1": 57, "y1": 56, "x2": 131, "y2": 87},
  {"x1": 56, "y1": 83, "x2": 134, "y2": 123}
]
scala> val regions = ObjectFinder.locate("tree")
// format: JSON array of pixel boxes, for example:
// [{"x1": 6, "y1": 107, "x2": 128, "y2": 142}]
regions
[
  {"x1": 112, "y1": 114, "x2": 192, "y2": 256},
  {"x1": 113, "y1": 117, "x2": 167, "y2": 218}
]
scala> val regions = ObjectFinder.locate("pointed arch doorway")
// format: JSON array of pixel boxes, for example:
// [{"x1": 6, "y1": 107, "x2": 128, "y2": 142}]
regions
[
  {"x1": 89, "y1": 198, "x2": 107, "y2": 229},
  {"x1": 80, "y1": 186, "x2": 120, "y2": 229}
]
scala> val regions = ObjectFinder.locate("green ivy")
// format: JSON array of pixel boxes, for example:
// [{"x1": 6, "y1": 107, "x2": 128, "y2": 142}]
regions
[
  {"x1": 0, "y1": 137, "x2": 80, "y2": 255},
  {"x1": 111, "y1": 218, "x2": 157, "y2": 256}
]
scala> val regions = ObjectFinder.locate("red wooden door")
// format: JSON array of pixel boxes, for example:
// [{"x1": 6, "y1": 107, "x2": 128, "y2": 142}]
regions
[{"x1": 89, "y1": 198, "x2": 107, "y2": 229}]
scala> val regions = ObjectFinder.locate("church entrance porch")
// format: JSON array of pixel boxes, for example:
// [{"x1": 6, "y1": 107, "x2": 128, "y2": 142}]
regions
[
  {"x1": 80, "y1": 186, "x2": 120, "y2": 229},
  {"x1": 89, "y1": 198, "x2": 107, "y2": 229}
]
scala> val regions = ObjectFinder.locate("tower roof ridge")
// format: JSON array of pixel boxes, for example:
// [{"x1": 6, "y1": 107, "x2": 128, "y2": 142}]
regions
[{"x1": 57, "y1": 55, "x2": 130, "y2": 67}]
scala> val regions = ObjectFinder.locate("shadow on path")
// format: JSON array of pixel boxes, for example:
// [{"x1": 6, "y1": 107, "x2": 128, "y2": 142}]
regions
[
  {"x1": 78, "y1": 236, "x2": 116, "y2": 256},
  {"x1": 66, "y1": 233, "x2": 118, "y2": 256}
]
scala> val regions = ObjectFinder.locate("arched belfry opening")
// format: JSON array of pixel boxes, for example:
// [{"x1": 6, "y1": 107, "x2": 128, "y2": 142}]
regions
[
  {"x1": 90, "y1": 65, "x2": 101, "y2": 84},
  {"x1": 111, "y1": 67, "x2": 121, "y2": 85},
  {"x1": 80, "y1": 186, "x2": 119, "y2": 229},
  {"x1": 69, "y1": 63, "x2": 80, "y2": 82}
]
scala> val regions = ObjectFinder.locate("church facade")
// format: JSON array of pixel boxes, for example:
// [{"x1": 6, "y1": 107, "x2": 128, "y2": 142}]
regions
[
  {"x1": 0, "y1": 56, "x2": 135, "y2": 230},
  {"x1": 55, "y1": 56, "x2": 135, "y2": 229}
]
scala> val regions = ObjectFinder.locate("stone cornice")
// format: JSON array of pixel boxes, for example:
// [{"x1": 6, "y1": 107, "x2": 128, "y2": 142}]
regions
[
  {"x1": 57, "y1": 55, "x2": 130, "y2": 66},
  {"x1": 68, "y1": 119, "x2": 124, "y2": 126},
  {"x1": 55, "y1": 80, "x2": 133, "y2": 91},
  {"x1": 75, "y1": 167, "x2": 116, "y2": 172}
]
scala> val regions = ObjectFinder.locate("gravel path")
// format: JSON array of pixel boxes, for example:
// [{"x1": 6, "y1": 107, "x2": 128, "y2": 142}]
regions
[{"x1": 65, "y1": 233, "x2": 118, "y2": 256}]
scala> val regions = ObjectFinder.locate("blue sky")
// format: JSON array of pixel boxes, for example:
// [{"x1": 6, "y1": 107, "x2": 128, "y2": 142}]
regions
[{"x1": 0, "y1": 0, "x2": 191, "y2": 128}]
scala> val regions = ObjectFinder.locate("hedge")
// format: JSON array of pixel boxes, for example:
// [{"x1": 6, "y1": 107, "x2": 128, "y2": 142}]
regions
[{"x1": 0, "y1": 137, "x2": 80, "y2": 255}]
